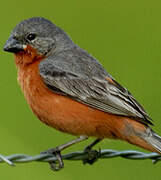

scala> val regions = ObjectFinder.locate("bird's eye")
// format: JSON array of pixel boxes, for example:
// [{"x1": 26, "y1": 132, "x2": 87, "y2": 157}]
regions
[{"x1": 26, "y1": 33, "x2": 36, "y2": 41}]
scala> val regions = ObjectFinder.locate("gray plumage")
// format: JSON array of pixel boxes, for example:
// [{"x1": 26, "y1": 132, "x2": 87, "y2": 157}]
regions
[{"x1": 38, "y1": 29, "x2": 152, "y2": 126}]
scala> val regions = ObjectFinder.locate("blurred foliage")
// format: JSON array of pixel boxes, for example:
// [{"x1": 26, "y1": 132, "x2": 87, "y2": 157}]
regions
[{"x1": 0, "y1": 0, "x2": 161, "y2": 179}]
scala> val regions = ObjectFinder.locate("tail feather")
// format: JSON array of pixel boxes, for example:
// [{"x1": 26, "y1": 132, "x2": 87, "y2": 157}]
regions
[
  {"x1": 144, "y1": 128, "x2": 161, "y2": 153},
  {"x1": 108, "y1": 118, "x2": 161, "y2": 153},
  {"x1": 120, "y1": 120, "x2": 161, "y2": 153}
]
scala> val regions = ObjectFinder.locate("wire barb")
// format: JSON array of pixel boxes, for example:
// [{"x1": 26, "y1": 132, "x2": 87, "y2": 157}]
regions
[{"x1": 0, "y1": 149, "x2": 161, "y2": 169}]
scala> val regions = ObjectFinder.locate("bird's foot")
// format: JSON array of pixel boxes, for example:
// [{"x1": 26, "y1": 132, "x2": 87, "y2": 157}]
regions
[
  {"x1": 83, "y1": 146, "x2": 101, "y2": 165},
  {"x1": 41, "y1": 136, "x2": 88, "y2": 171},
  {"x1": 41, "y1": 147, "x2": 64, "y2": 171}
]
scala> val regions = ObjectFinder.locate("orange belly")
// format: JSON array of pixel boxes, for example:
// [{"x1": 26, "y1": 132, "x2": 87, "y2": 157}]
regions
[
  {"x1": 15, "y1": 60, "x2": 146, "y2": 139},
  {"x1": 13, "y1": 50, "x2": 157, "y2": 153}
]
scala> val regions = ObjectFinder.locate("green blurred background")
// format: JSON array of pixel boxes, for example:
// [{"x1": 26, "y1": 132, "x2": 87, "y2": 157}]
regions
[{"x1": 0, "y1": 0, "x2": 161, "y2": 179}]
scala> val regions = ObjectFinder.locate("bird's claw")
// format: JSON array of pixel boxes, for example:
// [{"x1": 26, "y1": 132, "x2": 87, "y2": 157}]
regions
[
  {"x1": 83, "y1": 147, "x2": 101, "y2": 165},
  {"x1": 41, "y1": 147, "x2": 64, "y2": 171}
]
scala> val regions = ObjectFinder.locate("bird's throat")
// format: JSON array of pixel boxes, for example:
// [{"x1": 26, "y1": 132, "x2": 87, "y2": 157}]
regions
[{"x1": 14, "y1": 45, "x2": 44, "y2": 68}]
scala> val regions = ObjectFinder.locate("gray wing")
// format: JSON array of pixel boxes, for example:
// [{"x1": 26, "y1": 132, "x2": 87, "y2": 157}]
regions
[{"x1": 39, "y1": 52, "x2": 152, "y2": 126}]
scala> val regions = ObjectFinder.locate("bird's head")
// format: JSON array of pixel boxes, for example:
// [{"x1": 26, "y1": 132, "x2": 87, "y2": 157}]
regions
[{"x1": 3, "y1": 17, "x2": 73, "y2": 66}]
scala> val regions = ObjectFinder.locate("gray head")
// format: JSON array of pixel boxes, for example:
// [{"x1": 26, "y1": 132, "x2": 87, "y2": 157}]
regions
[{"x1": 4, "y1": 17, "x2": 74, "y2": 56}]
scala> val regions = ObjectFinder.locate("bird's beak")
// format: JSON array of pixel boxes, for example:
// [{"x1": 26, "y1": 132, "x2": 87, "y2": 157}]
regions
[{"x1": 3, "y1": 36, "x2": 26, "y2": 53}]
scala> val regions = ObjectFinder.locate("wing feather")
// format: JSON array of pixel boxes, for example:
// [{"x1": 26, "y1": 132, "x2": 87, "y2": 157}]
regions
[{"x1": 39, "y1": 57, "x2": 152, "y2": 126}]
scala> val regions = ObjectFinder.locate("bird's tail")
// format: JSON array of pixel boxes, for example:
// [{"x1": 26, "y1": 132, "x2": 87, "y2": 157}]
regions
[
  {"x1": 118, "y1": 119, "x2": 161, "y2": 153},
  {"x1": 125, "y1": 126, "x2": 161, "y2": 153},
  {"x1": 143, "y1": 128, "x2": 161, "y2": 153}
]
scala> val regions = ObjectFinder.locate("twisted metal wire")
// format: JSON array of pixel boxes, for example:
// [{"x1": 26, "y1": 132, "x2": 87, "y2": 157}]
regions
[{"x1": 0, "y1": 149, "x2": 161, "y2": 167}]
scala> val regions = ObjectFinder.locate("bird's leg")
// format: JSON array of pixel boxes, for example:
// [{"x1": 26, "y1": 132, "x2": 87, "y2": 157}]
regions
[
  {"x1": 41, "y1": 135, "x2": 88, "y2": 171},
  {"x1": 84, "y1": 138, "x2": 102, "y2": 151},
  {"x1": 83, "y1": 138, "x2": 103, "y2": 165}
]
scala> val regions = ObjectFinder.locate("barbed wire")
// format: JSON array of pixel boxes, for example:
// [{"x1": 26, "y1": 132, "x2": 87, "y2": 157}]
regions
[{"x1": 0, "y1": 149, "x2": 161, "y2": 169}]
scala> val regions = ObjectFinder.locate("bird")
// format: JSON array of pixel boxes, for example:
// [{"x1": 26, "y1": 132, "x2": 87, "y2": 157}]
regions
[{"x1": 3, "y1": 17, "x2": 161, "y2": 170}]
